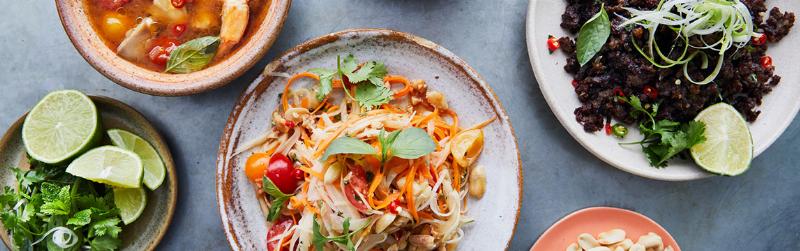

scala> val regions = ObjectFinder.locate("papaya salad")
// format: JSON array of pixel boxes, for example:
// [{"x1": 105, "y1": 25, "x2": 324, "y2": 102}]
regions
[{"x1": 236, "y1": 55, "x2": 496, "y2": 251}]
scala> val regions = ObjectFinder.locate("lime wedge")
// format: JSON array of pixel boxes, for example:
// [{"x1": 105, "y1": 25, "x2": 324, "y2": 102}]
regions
[
  {"x1": 22, "y1": 90, "x2": 100, "y2": 164},
  {"x1": 66, "y1": 146, "x2": 143, "y2": 188},
  {"x1": 691, "y1": 103, "x2": 753, "y2": 176},
  {"x1": 113, "y1": 187, "x2": 147, "y2": 225},
  {"x1": 107, "y1": 129, "x2": 165, "y2": 190}
]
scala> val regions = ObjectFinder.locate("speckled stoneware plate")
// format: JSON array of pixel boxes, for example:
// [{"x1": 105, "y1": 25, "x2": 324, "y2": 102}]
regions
[
  {"x1": 526, "y1": 0, "x2": 800, "y2": 181},
  {"x1": 216, "y1": 29, "x2": 522, "y2": 250},
  {"x1": 530, "y1": 207, "x2": 681, "y2": 251},
  {"x1": 0, "y1": 96, "x2": 177, "y2": 250}
]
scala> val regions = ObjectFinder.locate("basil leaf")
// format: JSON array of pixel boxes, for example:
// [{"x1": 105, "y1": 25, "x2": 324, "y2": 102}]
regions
[
  {"x1": 322, "y1": 136, "x2": 376, "y2": 160},
  {"x1": 266, "y1": 196, "x2": 288, "y2": 221},
  {"x1": 576, "y1": 4, "x2": 610, "y2": 66},
  {"x1": 312, "y1": 217, "x2": 327, "y2": 251},
  {"x1": 165, "y1": 36, "x2": 220, "y2": 73},
  {"x1": 261, "y1": 176, "x2": 290, "y2": 198},
  {"x1": 378, "y1": 130, "x2": 401, "y2": 162},
  {"x1": 390, "y1": 128, "x2": 436, "y2": 159}
]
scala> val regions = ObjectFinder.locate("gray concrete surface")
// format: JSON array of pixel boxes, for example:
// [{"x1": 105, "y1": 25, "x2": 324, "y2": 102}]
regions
[{"x1": 1, "y1": 0, "x2": 798, "y2": 250}]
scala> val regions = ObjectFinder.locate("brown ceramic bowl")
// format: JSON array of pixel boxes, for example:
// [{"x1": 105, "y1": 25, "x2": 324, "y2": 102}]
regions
[{"x1": 55, "y1": 0, "x2": 292, "y2": 96}]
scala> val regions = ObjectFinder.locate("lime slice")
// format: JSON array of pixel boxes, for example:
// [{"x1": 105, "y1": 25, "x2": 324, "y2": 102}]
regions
[
  {"x1": 691, "y1": 103, "x2": 753, "y2": 176},
  {"x1": 22, "y1": 90, "x2": 100, "y2": 164},
  {"x1": 66, "y1": 146, "x2": 143, "y2": 188},
  {"x1": 107, "y1": 129, "x2": 165, "y2": 190},
  {"x1": 113, "y1": 187, "x2": 147, "y2": 225}
]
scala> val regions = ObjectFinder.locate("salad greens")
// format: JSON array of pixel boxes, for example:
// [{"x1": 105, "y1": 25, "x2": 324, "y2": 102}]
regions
[
  {"x1": 576, "y1": 3, "x2": 611, "y2": 66},
  {"x1": 0, "y1": 157, "x2": 123, "y2": 251},
  {"x1": 619, "y1": 96, "x2": 706, "y2": 167}
]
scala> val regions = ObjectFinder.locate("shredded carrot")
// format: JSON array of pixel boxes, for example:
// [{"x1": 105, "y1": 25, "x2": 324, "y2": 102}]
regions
[
  {"x1": 367, "y1": 171, "x2": 384, "y2": 208},
  {"x1": 297, "y1": 165, "x2": 324, "y2": 180},
  {"x1": 282, "y1": 72, "x2": 320, "y2": 112},
  {"x1": 384, "y1": 75, "x2": 412, "y2": 98},
  {"x1": 313, "y1": 116, "x2": 357, "y2": 158},
  {"x1": 374, "y1": 192, "x2": 402, "y2": 209},
  {"x1": 442, "y1": 109, "x2": 460, "y2": 136},
  {"x1": 311, "y1": 97, "x2": 329, "y2": 114},
  {"x1": 452, "y1": 158, "x2": 461, "y2": 190},
  {"x1": 464, "y1": 115, "x2": 497, "y2": 131},
  {"x1": 413, "y1": 109, "x2": 439, "y2": 127},
  {"x1": 405, "y1": 161, "x2": 419, "y2": 221}
]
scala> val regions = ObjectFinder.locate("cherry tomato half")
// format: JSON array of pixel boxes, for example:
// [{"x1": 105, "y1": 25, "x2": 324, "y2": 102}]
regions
[
  {"x1": 266, "y1": 217, "x2": 294, "y2": 251},
  {"x1": 752, "y1": 34, "x2": 767, "y2": 46},
  {"x1": 245, "y1": 152, "x2": 270, "y2": 181},
  {"x1": 760, "y1": 55, "x2": 773, "y2": 68},
  {"x1": 547, "y1": 35, "x2": 560, "y2": 53},
  {"x1": 266, "y1": 154, "x2": 301, "y2": 194},
  {"x1": 343, "y1": 165, "x2": 370, "y2": 213},
  {"x1": 642, "y1": 85, "x2": 658, "y2": 100},
  {"x1": 147, "y1": 38, "x2": 179, "y2": 66}
]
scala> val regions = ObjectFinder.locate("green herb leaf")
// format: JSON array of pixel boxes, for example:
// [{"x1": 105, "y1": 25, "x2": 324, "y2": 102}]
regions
[
  {"x1": 390, "y1": 127, "x2": 437, "y2": 159},
  {"x1": 261, "y1": 177, "x2": 295, "y2": 221},
  {"x1": 67, "y1": 209, "x2": 93, "y2": 227},
  {"x1": 165, "y1": 36, "x2": 220, "y2": 74},
  {"x1": 312, "y1": 217, "x2": 361, "y2": 251},
  {"x1": 310, "y1": 68, "x2": 337, "y2": 100},
  {"x1": 354, "y1": 83, "x2": 393, "y2": 110},
  {"x1": 322, "y1": 136, "x2": 377, "y2": 160},
  {"x1": 348, "y1": 61, "x2": 387, "y2": 86},
  {"x1": 576, "y1": 4, "x2": 610, "y2": 66},
  {"x1": 377, "y1": 130, "x2": 401, "y2": 162},
  {"x1": 90, "y1": 235, "x2": 121, "y2": 251},
  {"x1": 90, "y1": 218, "x2": 122, "y2": 238},
  {"x1": 339, "y1": 54, "x2": 359, "y2": 76}
]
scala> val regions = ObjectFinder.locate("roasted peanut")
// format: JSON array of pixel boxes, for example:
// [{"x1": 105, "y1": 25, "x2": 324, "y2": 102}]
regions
[
  {"x1": 468, "y1": 165, "x2": 486, "y2": 198},
  {"x1": 578, "y1": 233, "x2": 600, "y2": 250},
  {"x1": 598, "y1": 229, "x2": 626, "y2": 245},
  {"x1": 375, "y1": 213, "x2": 397, "y2": 232},
  {"x1": 426, "y1": 91, "x2": 448, "y2": 110}
]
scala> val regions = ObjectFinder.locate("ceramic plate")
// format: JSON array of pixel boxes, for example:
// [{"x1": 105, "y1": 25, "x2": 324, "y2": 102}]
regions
[
  {"x1": 526, "y1": 0, "x2": 800, "y2": 180},
  {"x1": 216, "y1": 29, "x2": 522, "y2": 250},
  {"x1": 530, "y1": 207, "x2": 681, "y2": 251},
  {"x1": 0, "y1": 96, "x2": 177, "y2": 251}
]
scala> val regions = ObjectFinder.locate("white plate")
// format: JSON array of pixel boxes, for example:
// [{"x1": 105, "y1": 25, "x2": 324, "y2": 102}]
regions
[
  {"x1": 217, "y1": 29, "x2": 522, "y2": 250},
  {"x1": 526, "y1": 0, "x2": 800, "y2": 181}
]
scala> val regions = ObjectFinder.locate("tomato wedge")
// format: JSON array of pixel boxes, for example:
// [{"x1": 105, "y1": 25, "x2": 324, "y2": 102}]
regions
[
  {"x1": 266, "y1": 217, "x2": 294, "y2": 251},
  {"x1": 343, "y1": 165, "x2": 369, "y2": 213}
]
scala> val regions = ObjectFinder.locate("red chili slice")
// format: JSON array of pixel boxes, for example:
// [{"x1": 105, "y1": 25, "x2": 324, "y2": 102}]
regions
[{"x1": 760, "y1": 55, "x2": 773, "y2": 68}]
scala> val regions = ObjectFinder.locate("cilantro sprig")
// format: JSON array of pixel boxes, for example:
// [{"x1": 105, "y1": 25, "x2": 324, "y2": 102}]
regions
[
  {"x1": 308, "y1": 54, "x2": 391, "y2": 110},
  {"x1": 618, "y1": 96, "x2": 706, "y2": 167},
  {"x1": 321, "y1": 127, "x2": 436, "y2": 165},
  {"x1": 0, "y1": 159, "x2": 124, "y2": 251},
  {"x1": 261, "y1": 177, "x2": 296, "y2": 222},
  {"x1": 312, "y1": 217, "x2": 366, "y2": 251}
]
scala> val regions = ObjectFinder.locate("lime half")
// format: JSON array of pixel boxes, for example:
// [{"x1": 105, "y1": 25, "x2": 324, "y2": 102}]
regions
[
  {"x1": 107, "y1": 129, "x2": 165, "y2": 190},
  {"x1": 22, "y1": 90, "x2": 100, "y2": 164},
  {"x1": 691, "y1": 103, "x2": 753, "y2": 176},
  {"x1": 113, "y1": 187, "x2": 147, "y2": 225},
  {"x1": 66, "y1": 146, "x2": 143, "y2": 188}
]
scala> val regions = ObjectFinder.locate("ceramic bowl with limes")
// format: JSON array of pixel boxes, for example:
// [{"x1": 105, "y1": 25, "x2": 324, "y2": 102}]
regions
[{"x1": 0, "y1": 95, "x2": 177, "y2": 251}]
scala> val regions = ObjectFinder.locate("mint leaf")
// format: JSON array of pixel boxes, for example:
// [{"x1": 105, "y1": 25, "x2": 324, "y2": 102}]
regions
[
  {"x1": 67, "y1": 209, "x2": 93, "y2": 227},
  {"x1": 310, "y1": 68, "x2": 337, "y2": 100},
  {"x1": 322, "y1": 136, "x2": 377, "y2": 160},
  {"x1": 354, "y1": 83, "x2": 392, "y2": 110},
  {"x1": 390, "y1": 128, "x2": 436, "y2": 159}
]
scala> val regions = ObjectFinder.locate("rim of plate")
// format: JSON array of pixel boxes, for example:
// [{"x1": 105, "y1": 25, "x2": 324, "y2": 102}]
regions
[
  {"x1": 524, "y1": 0, "x2": 800, "y2": 181},
  {"x1": 530, "y1": 207, "x2": 681, "y2": 251},
  {"x1": 215, "y1": 28, "x2": 523, "y2": 250}
]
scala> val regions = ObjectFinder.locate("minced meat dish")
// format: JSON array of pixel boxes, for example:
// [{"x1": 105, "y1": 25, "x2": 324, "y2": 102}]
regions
[{"x1": 559, "y1": 0, "x2": 795, "y2": 132}]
